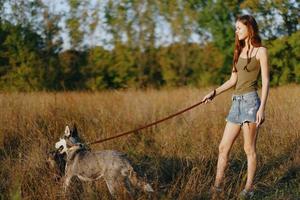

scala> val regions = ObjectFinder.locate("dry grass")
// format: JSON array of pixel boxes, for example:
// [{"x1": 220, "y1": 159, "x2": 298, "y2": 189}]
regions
[{"x1": 0, "y1": 85, "x2": 299, "y2": 199}]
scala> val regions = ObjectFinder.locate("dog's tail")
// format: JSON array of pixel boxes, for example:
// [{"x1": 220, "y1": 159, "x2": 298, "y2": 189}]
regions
[{"x1": 124, "y1": 168, "x2": 154, "y2": 193}]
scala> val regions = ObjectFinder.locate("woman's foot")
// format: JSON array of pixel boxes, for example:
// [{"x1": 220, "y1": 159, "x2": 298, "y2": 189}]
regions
[
  {"x1": 210, "y1": 185, "x2": 223, "y2": 199},
  {"x1": 238, "y1": 189, "x2": 254, "y2": 199}
]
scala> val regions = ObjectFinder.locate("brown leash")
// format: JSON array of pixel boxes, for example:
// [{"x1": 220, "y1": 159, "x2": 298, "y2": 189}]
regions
[{"x1": 87, "y1": 99, "x2": 207, "y2": 146}]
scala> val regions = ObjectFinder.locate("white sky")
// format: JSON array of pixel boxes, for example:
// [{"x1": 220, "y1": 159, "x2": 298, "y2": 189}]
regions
[{"x1": 45, "y1": 0, "x2": 202, "y2": 50}]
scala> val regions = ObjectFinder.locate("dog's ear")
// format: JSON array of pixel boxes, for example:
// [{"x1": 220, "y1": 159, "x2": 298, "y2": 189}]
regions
[
  {"x1": 71, "y1": 124, "x2": 79, "y2": 138},
  {"x1": 64, "y1": 126, "x2": 71, "y2": 137}
]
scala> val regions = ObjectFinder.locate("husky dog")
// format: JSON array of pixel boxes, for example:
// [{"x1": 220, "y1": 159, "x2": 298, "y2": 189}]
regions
[{"x1": 53, "y1": 125, "x2": 154, "y2": 198}]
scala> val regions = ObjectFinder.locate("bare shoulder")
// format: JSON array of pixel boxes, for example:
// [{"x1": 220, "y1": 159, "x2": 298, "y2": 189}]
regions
[{"x1": 257, "y1": 46, "x2": 268, "y2": 60}]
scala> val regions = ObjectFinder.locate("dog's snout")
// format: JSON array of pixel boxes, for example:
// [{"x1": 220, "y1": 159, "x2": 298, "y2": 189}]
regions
[{"x1": 55, "y1": 138, "x2": 67, "y2": 153}]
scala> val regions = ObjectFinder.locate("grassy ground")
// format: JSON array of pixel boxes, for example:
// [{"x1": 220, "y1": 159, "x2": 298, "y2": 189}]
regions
[{"x1": 0, "y1": 85, "x2": 299, "y2": 200}]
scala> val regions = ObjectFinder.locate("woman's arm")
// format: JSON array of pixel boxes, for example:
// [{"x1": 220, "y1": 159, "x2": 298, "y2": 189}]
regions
[
  {"x1": 258, "y1": 47, "x2": 270, "y2": 111},
  {"x1": 202, "y1": 71, "x2": 237, "y2": 103},
  {"x1": 256, "y1": 47, "x2": 270, "y2": 126},
  {"x1": 215, "y1": 72, "x2": 238, "y2": 96}
]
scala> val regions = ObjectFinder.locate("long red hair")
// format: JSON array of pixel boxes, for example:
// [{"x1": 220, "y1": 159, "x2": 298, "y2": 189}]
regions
[{"x1": 233, "y1": 15, "x2": 262, "y2": 72}]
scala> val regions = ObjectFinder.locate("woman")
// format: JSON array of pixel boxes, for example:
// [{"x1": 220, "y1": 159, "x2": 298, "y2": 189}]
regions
[{"x1": 202, "y1": 15, "x2": 270, "y2": 198}]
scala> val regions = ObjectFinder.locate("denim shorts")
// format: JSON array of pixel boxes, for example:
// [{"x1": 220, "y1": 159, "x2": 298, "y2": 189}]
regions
[{"x1": 226, "y1": 91, "x2": 261, "y2": 125}]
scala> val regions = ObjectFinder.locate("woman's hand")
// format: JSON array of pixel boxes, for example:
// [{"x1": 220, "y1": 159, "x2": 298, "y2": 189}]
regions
[
  {"x1": 256, "y1": 108, "x2": 265, "y2": 127},
  {"x1": 202, "y1": 90, "x2": 217, "y2": 104}
]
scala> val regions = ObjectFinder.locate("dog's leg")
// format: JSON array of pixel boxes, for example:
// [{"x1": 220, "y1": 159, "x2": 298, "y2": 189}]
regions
[
  {"x1": 63, "y1": 176, "x2": 71, "y2": 193},
  {"x1": 105, "y1": 178, "x2": 118, "y2": 199},
  {"x1": 124, "y1": 176, "x2": 136, "y2": 199}
]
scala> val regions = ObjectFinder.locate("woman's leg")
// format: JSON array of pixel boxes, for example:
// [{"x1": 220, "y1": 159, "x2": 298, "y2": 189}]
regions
[
  {"x1": 214, "y1": 121, "x2": 241, "y2": 187},
  {"x1": 242, "y1": 123, "x2": 259, "y2": 190}
]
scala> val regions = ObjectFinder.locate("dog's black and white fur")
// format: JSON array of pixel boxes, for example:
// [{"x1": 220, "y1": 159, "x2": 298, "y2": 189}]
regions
[{"x1": 50, "y1": 125, "x2": 153, "y2": 198}]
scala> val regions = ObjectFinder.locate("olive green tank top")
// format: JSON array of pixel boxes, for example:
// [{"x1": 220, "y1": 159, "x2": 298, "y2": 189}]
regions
[{"x1": 234, "y1": 50, "x2": 260, "y2": 95}]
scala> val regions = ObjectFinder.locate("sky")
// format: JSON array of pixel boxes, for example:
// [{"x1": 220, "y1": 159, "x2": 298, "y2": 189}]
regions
[{"x1": 44, "y1": 0, "x2": 202, "y2": 50}]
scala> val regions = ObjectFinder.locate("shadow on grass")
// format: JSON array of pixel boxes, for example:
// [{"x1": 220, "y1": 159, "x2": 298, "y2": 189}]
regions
[{"x1": 254, "y1": 138, "x2": 300, "y2": 199}]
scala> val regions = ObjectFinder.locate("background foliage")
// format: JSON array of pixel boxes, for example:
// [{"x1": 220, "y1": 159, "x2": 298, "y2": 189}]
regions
[{"x1": 0, "y1": 0, "x2": 299, "y2": 91}]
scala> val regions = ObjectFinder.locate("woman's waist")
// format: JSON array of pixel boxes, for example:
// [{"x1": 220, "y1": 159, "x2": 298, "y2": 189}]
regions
[{"x1": 232, "y1": 91, "x2": 259, "y2": 101}]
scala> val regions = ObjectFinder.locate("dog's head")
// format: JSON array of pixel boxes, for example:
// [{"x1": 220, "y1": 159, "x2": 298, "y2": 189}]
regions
[{"x1": 55, "y1": 125, "x2": 81, "y2": 154}]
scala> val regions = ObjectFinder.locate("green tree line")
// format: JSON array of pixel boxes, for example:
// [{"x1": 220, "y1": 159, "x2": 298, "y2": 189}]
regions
[{"x1": 0, "y1": 0, "x2": 299, "y2": 91}]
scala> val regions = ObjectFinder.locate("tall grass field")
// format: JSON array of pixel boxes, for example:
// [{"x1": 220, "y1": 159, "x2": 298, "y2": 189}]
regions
[{"x1": 0, "y1": 85, "x2": 299, "y2": 199}]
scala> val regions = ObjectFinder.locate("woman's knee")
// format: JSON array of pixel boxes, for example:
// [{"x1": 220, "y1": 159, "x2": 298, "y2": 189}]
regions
[
  {"x1": 218, "y1": 144, "x2": 230, "y2": 156},
  {"x1": 243, "y1": 144, "x2": 256, "y2": 156}
]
